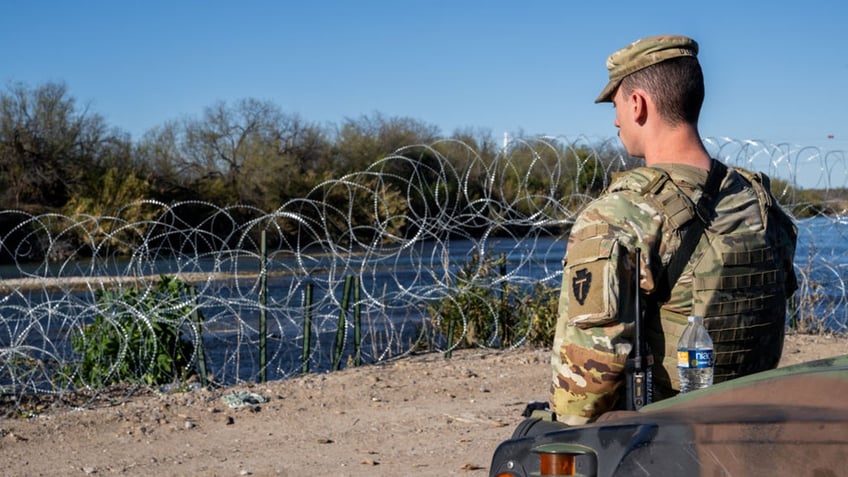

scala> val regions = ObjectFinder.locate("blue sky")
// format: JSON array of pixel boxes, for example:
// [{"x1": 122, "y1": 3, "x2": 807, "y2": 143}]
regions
[{"x1": 4, "y1": 1, "x2": 846, "y2": 154}]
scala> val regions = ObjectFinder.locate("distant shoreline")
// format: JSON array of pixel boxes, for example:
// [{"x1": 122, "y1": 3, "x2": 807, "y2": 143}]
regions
[{"x1": 0, "y1": 271, "x2": 276, "y2": 292}]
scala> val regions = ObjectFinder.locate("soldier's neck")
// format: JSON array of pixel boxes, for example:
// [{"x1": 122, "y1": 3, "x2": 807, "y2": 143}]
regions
[{"x1": 643, "y1": 124, "x2": 711, "y2": 170}]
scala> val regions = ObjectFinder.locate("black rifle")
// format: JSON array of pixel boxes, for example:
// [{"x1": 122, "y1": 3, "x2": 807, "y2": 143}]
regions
[{"x1": 625, "y1": 247, "x2": 652, "y2": 410}]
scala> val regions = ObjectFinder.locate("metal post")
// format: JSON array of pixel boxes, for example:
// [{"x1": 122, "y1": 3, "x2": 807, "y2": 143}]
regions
[
  {"x1": 445, "y1": 319, "x2": 454, "y2": 359},
  {"x1": 259, "y1": 230, "x2": 267, "y2": 383},
  {"x1": 499, "y1": 252, "x2": 508, "y2": 347},
  {"x1": 301, "y1": 281, "x2": 313, "y2": 374},
  {"x1": 189, "y1": 286, "x2": 208, "y2": 387},
  {"x1": 353, "y1": 275, "x2": 362, "y2": 367},
  {"x1": 333, "y1": 276, "x2": 353, "y2": 371}
]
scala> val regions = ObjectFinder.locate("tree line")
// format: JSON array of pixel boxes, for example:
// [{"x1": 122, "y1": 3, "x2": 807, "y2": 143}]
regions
[
  {"x1": 6, "y1": 81, "x2": 834, "y2": 264},
  {"x1": 0, "y1": 81, "x2": 437, "y2": 213},
  {"x1": 1, "y1": 81, "x2": 626, "y2": 262}
]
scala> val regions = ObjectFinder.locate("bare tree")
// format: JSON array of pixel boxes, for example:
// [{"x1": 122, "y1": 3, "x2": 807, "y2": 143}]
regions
[
  {"x1": 0, "y1": 81, "x2": 122, "y2": 210},
  {"x1": 149, "y1": 98, "x2": 328, "y2": 208}
]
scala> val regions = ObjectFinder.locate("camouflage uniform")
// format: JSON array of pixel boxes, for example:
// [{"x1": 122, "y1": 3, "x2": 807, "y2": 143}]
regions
[
  {"x1": 550, "y1": 163, "x2": 797, "y2": 424},
  {"x1": 550, "y1": 35, "x2": 798, "y2": 424}
]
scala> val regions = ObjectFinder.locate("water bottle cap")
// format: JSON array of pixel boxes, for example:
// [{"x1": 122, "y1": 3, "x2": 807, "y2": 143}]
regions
[{"x1": 688, "y1": 315, "x2": 703, "y2": 323}]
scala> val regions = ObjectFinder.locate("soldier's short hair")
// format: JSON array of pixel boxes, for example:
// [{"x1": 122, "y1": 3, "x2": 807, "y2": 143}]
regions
[{"x1": 619, "y1": 56, "x2": 705, "y2": 126}]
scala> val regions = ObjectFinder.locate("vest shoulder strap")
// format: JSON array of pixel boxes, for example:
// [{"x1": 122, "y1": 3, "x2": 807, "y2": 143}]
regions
[
  {"x1": 608, "y1": 166, "x2": 672, "y2": 196},
  {"x1": 607, "y1": 161, "x2": 729, "y2": 301},
  {"x1": 608, "y1": 166, "x2": 697, "y2": 229}
]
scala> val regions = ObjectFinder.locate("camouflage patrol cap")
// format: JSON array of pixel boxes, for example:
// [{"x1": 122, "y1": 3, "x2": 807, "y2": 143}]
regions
[{"x1": 595, "y1": 35, "x2": 699, "y2": 103}]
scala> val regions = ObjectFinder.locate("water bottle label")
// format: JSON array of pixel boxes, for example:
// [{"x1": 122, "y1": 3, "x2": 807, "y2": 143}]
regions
[{"x1": 677, "y1": 349, "x2": 713, "y2": 369}]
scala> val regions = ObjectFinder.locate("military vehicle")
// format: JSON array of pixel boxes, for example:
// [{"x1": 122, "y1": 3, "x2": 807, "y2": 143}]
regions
[{"x1": 490, "y1": 354, "x2": 848, "y2": 476}]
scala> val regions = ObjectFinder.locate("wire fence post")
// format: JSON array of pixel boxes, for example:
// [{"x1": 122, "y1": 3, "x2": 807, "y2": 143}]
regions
[
  {"x1": 301, "y1": 280, "x2": 314, "y2": 374},
  {"x1": 789, "y1": 293, "x2": 798, "y2": 330},
  {"x1": 499, "y1": 252, "x2": 508, "y2": 347},
  {"x1": 353, "y1": 275, "x2": 362, "y2": 367},
  {"x1": 445, "y1": 319, "x2": 455, "y2": 359},
  {"x1": 259, "y1": 230, "x2": 267, "y2": 383},
  {"x1": 189, "y1": 286, "x2": 208, "y2": 387},
  {"x1": 333, "y1": 275, "x2": 353, "y2": 371}
]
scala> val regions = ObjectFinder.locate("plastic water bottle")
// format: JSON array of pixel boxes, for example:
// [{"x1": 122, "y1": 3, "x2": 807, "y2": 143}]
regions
[{"x1": 677, "y1": 316, "x2": 714, "y2": 393}]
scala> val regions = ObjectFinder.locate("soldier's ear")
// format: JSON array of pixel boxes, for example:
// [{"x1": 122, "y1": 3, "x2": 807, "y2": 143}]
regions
[{"x1": 631, "y1": 90, "x2": 650, "y2": 125}]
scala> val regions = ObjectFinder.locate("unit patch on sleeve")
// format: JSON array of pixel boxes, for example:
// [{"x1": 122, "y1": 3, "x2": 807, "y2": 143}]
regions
[
  {"x1": 572, "y1": 268, "x2": 592, "y2": 305},
  {"x1": 564, "y1": 235, "x2": 621, "y2": 329}
]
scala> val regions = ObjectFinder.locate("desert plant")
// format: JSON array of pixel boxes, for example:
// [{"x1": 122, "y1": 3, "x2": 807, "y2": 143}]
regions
[
  {"x1": 518, "y1": 282, "x2": 561, "y2": 346},
  {"x1": 429, "y1": 253, "x2": 560, "y2": 349},
  {"x1": 65, "y1": 276, "x2": 204, "y2": 388}
]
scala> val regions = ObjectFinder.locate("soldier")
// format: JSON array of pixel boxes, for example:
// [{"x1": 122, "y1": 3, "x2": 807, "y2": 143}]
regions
[{"x1": 550, "y1": 35, "x2": 798, "y2": 424}]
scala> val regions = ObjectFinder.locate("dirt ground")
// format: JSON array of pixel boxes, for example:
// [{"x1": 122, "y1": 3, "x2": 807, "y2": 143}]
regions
[{"x1": 1, "y1": 332, "x2": 846, "y2": 477}]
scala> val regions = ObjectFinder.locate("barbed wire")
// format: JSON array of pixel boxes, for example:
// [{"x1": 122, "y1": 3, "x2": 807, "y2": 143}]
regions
[{"x1": 1, "y1": 136, "x2": 845, "y2": 405}]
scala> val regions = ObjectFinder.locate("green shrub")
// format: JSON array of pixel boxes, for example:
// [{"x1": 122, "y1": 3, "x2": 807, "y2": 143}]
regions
[
  {"x1": 65, "y1": 276, "x2": 203, "y2": 388},
  {"x1": 518, "y1": 282, "x2": 560, "y2": 346},
  {"x1": 429, "y1": 253, "x2": 560, "y2": 349}
]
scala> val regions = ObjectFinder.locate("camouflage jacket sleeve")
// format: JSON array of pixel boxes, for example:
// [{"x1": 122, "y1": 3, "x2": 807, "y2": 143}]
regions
[{"x1": 550, "y1": 186, "x2": 667, "y2": 424}]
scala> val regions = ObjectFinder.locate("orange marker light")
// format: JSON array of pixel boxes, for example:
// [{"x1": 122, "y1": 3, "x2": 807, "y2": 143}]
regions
[
  {"x1": 532, "y1": 442, "x2": 595, "y2": 477},
  {"x1": 539, "y1": 451, "x2": 575, "y2": 475}
]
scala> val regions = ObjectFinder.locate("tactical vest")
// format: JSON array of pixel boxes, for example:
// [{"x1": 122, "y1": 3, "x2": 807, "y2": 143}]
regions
[{"x1": 607, "y1": 164, "x2": 798, "y2": 396}]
